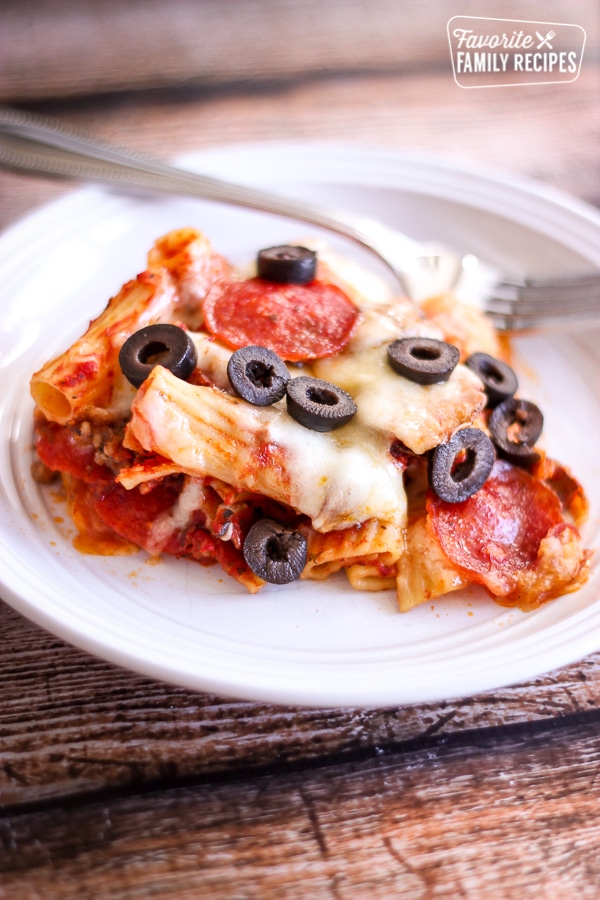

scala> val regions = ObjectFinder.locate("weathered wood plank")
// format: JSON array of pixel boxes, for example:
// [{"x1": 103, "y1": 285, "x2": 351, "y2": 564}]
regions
[
  {"x1": 1, "y1": 63, "x2": 599, "y2": 234},
  {"x1": 0, "y1": 7, "x2": 598, "y2": 893},
  {"x1": 3, "y1": 0, "x2": 593, "y2": 102},
  {"x1": 1, "y1": 38, "x2": 599, "y2": 822},
  {"x1": 2, "y1": 714, "x2": 600, "y2": 897},
  {"x1": 2, "y1": 598, "x2": 600, "y2": 807},
  {"x1": 0, "y1": 67, "x2": 600, "y2": 803},
  {"x1": 1, "y1": 71, "x2": 600, "y2": 807}
]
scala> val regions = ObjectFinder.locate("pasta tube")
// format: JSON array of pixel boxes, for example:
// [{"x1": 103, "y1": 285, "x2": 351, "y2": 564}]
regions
[{"x1": 121, "y1": 366, "x2": 407, "y2": 534}]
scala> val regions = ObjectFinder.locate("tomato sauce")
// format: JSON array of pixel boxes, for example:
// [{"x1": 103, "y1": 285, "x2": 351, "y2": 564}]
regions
[{"x1": 35, "y1": 419, "x2": 110, "y2": 484}]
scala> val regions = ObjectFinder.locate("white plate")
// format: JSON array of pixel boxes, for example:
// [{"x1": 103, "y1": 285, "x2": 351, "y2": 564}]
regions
[{"x1": 1, "y1": 144, "x2": 600, "y2": 708}]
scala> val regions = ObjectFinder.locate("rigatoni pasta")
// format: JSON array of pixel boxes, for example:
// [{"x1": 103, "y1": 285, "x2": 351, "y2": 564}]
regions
[{"x1": 30, "y1": 228, "x2": 590, "y2": 612}]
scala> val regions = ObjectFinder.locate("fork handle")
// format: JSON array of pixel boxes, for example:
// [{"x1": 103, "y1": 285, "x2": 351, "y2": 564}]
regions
[{"x1": 0, "y1": 105, "x2": 421, "y2": 286}]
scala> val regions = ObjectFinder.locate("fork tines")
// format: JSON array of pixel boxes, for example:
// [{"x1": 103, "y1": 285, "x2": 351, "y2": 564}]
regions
[{"x1": 485, "y1": 273, "x2": 600, "y2": 330}]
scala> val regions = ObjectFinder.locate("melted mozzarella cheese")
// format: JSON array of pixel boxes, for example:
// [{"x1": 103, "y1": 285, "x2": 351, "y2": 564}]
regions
[
  {"x1": 146, "y1": 476, "x2": 208, "y2": 554},
  {"x1": 145, "y1": 250, "x2": 488, "y2": 532},
  {"x1": 126, "y1": 368, "x2": 407, "y2": 532},
  {"x1": 353, "y1": 360, "x2": 485, "y2": 455},
  {"x1": 189, "y1": 331, "x2": 233, "y2": 391},
  {"x1": 267, "y1": 411, "x2": 407, "y2": 530},
  {"x1": 123, "y1": 235, "x2": 488, "y2": 535},
  {"x1": 189, "y1": 290, "x2": 486, "y2": 459},
  {"x1": 312, "y1": 305, "x2": 486, "y2": 455}
]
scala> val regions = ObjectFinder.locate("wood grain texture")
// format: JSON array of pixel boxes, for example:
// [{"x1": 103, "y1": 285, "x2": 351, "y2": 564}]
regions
[
  {"x1": 2, "y1": 597, "x2": 600, "y2": 808},
  {"x1": 3, "y1": 713, "x2": 600, "y2": 897},
  {"x1": 1, "y1": 9, "x2": 600, "y2": 892},
  {"x1": 1, "y1": 0, "x2": 595, "y2": 101},
  {"x1": 1, "y1": 60, "x2": 599, "y2": 815},
  {"x1": 1, "y1": 62, "x2": 599, "y2": 234}
]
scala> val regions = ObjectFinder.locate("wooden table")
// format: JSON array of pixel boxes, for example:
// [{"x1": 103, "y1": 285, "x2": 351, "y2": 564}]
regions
[{"x1": 2, "y1": 2, "x2": 600, "y2": 895}]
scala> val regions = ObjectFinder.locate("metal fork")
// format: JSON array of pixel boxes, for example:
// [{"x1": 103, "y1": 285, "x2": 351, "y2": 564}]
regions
[
  {"x1": 1, "y1": 105, "x2": 599, "y2": 332},
  {"x1": 484, "y1": 273, "x2": 600, "y2": 331}
]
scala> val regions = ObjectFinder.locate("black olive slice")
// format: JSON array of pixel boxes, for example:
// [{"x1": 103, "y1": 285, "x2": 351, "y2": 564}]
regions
[
  {"x1": 286, "y1": 376, "x2": 357, "y2": 432},
  {"x1": 227, "y1": 345, "x2": 290, "y2": 406},
  {"x1": 387, "y1": 338, "x2": 460, "y2": 385},
  {"x1": 243, "y1": 518, "x2": 307, "y2": 584},
  {"x1": 488, "y1": 398, "x2": 543, "y2": 466},
  {"x1": 257, "y1": 245, "x2": 317, "y2": 284},
  {"x1": 429, "y1": 428, "x2": 496, "y2": 503},
  {"x1": 119, "y1": 324, "x2": 198, "y2": 389},
  {"x1": 464, "y1": 352, "x2": 518, "y2": 408}
]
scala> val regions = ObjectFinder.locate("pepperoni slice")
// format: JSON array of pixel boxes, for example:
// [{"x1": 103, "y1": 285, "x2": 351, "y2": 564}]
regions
[
  {"x1": 203, "y1": 278, "x2": 359, "y2": 361},
  {"x1": 93, "y1": 477, "x2": 262, "y2": 589},
  {"x1": 92, "y1": 477, "x2": 185, "y2": 550},
  {"x1": 427, "y1": 459, "x2": 565, "y2": 580}
]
